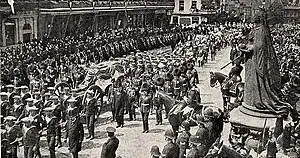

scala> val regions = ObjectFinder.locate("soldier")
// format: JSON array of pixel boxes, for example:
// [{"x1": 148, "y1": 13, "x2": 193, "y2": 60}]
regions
[
  {"x1": 12, "y1": 95, "x2": 24, "y2": 118},
  {"x1": 108, "y1": 79, "x2": 116, "y2": 121},
  {"x1": 44, "y1": 106, "x2": 57, "y2": 158},
  {"x1": 173, "y1": 68, "x2": 182, "y2": 100},
  {"x1": 4, "y1": 115, "x2": 22, "y2": 158},
  {"x1": 20, "y1": 85, "x2": 31, "y2": 105},
  {"x1": 0, "y1": 92, "x2": 10, "y2": 117},
  {"x1": 101, "y1": 127, "x2": 119, "y2": 158},
  {"x1": 154, "y1": 78, "x2": 164, "y2": 125},
  {"x1": 114, "y1": 79, "x2": 126, "y2": 128},
  {"x1": 150, "y1": 145, "x2": 161, "y2": 158},
  {"x1": 164, "y1": 73, "x2": 174, "y2": 97},
  {"x1": 162, "y1": 129, "x2": 179, "y2": 158},
  {"x1": 139, "y1": 83, "x2": 151, "y2": 133},
  {"x1": 28, "y1": 106, "x2": 45, "y2": 158},
  {"x1": 127, "y1": 88, "x2": 137, "y2": 121},
  {"x1": 21, "y1": 117, "x2": 39, "y2": 158},
  {"x1": 65, "y1": 106, "x2": 84, "y2": 158},
  {"x1": 51, "y1": 96, "x2": 63, "y2": 147},
  {"x1": 84, "y1": 90, "x2": 97, "y2": 139},
  {"x1": 177, "y1": 121, "x2": 191, "y2": 158},
  {"x1": 6, "y1": 84, "x2": 15, "y2": 94}
]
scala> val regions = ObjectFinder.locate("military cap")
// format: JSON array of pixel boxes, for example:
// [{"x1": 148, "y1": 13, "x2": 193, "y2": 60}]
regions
[
  {"x1": 67, "y1": 98, "x2": 77, "y2": 103},
  {"x1": 189, "y1": 135, "x2": 202, "y2": 145},
  {"x1": 44, "y1": 106, "x2": 55, "y2": 112},
  {"x1": 20, "y1": 86, "x2": 28, "y2": 89},
  {"x1": 0, "y1": 92, "x2": 8, "y2": 96},
  {"x1": 47, "y1": 87, "x2": 55, "y2": 91},
  {"x1": 34, "y1": 91, "x2": 41, "y2": 95},
  {"x1": 86, "y1": 90, "x2": 94, "y2": 94},
  {"x1": 21, "y1": 117, "x2": 33, "y2": 123},
  {"x1": 106, "y1": 126, "x2": 116, "y2": 133},
  {"x1": 13, "y1": 95, "x2": 21, "y2": 99},
  {"x1": 28, "y1": 106, "x2": 39, "y2": 111},
  {"x1": 4, "y1": 116, "x2": 17, "y2": 121},
  {"x1": 150, "y1": 145, "x2": 161, "y2": 157},
  {"x1": 26, "y1": 98, "x2": 34, "y2": 102},
  {"x1": 49, "y1": 96, "x2": 59, "y2": 100},
  {"x1": 6, "y1": 85, "x2": 14, "y2": 88},
  {"x1": 164, "y1": 129, "x2": 175, "y2": 139},
  {"x1": 44, "y1": 93, "x2": 51, "y2": 96},
  {"x1": 70, "y1": 89, "x2": 77, "y2": 92}
]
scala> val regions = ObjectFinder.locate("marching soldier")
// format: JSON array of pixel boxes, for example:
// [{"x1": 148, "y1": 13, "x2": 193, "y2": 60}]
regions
[
  {"x1": 51, "y1": 96, "x2": 63, "y2": 147},
  {"x1": 154, "y1": 78, "x2": 164, "y2": 125},
  {"x1": 101, "y1": 127, "x2": 119, "y2": 158},
  {"x1": 44, "y1": 106, "x2": 58, "y2": 158},
  {"x1": 65, "y1": 106, "x2": 84, "y2": 158},
  {"x1": 114, "y1": 79, "x2": 126, "y2": 128},
  {"x1": 108, "y1": 78, "x2": 116, "y2": 121},
  {"x1": 164, "y1": 73, "x2": 174, "y2": 97},
  {"x1": 20, "y1": 85, "x2": 31, "y2": 105},
  {"x1": 173, "y1": 68, "x2": 182, "y2": 100},
  {"x1": 139, "y1": 83, "x2": 151, "y2": 133},
  {"x1": 84, "y1": 90, "x2": 97, "y2": 139},
  {"x1": 12, "y1": 95, "x2": 24, "y2": 118},
  {"x1": 21, "y1": 117, "x2": 39, "y2": 158},
  {"x1": 4, "y1": 115, "x2": 22, "y2": 158},
  {"x1": 162, "y1": 129, "x2": 179, "y2": 158}
]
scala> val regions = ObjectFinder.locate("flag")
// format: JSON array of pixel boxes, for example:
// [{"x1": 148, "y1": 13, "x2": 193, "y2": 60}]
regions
[{"x1": 8, "y1": 0, "x2": 15, "y2": 14}]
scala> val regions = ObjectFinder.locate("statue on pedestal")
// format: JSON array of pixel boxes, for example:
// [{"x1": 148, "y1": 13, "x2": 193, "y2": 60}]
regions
[{"x1": 239, "y1": 8, "x2": 293, "y2": 116}]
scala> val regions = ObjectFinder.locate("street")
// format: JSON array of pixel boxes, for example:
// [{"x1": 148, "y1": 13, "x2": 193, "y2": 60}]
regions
[{"x1": 34, "y1": 46, "x2": 233, "y2": 158}]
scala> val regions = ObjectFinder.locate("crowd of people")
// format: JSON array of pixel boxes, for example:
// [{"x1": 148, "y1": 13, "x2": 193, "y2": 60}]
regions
[{"x1": 1, "y1": 21, "x2": 300, "y2": 158}]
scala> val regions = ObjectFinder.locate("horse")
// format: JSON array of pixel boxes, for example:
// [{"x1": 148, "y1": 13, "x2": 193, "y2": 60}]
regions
[
  {"x1": 209, "y1": 72, "x2": 244, "y2": 113},
  {"x1": 154, "y1": 89, "x2": 224, "y2": 140}
]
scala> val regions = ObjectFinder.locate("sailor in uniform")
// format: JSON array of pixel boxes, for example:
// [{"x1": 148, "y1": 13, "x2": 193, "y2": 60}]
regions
[{"x1": 44, "y1": 106, "x2": 58, "y2": 158}]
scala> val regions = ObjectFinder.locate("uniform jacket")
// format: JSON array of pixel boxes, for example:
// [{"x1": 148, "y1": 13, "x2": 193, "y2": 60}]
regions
[
  {"x1": 139, "y1": 94, "x2": 151, "y2": 113},
  {"x1": 162, "y1": 142, "x2": 179, "y2": 158},
  {"x1": 85, "y1": 98, "x2": 97, "y2": 116},
  {"x1": 65, "y1": 116, "x2": 84, "y2": 153},
  {"x1": 101, "y1": 136, "x2": 119, "y2": 158}
]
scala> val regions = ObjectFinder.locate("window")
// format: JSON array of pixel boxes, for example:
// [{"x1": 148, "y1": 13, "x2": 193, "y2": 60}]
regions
[
  {"x1": 179, "y1": 1, "x2": 184, "y2": 11},
  {"x1": 191, "y1": 1, "x2": 197, "y2": 9},
  {"x1": 173, "y1": 16, "x2": 179, "y2": 24},
  {"x1": 192, "y1": 17, "x2": 199, "y2": 24}
]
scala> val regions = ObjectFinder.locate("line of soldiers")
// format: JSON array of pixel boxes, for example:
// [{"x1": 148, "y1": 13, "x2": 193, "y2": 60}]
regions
[{"x1": 0, "y1": 84, "x2": 89, "y2": 158}]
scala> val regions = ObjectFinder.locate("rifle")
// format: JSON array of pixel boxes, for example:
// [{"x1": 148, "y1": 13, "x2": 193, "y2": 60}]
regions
[{"x1": 220, "y1": 47, "x2": 244, "y2": 70}]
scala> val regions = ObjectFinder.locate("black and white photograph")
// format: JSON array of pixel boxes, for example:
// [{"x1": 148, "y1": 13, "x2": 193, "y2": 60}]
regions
[{"x1": 0, "y1": 0, "x2": 300, "y2": 157}]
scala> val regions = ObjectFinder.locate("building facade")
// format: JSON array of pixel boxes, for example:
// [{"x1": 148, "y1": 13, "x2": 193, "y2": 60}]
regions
[
  {"x1": 171, "y1": 0, "x2": 220, "y2": 25},
  {"x1": 0, "y1": 0, "x2": 174, "y2": 47}
]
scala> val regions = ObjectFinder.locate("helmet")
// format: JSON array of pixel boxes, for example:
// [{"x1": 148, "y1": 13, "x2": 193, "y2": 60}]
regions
[
  {"x1": 174, "y1": 68, "x2": 181, "y2": 77},
  {"x1": 189, "y1": 135, "x2": 202, "y2": 145},
  {"x1": 195, "y1": 127, "x2": 209, "y2": 143},
  {"x1": 181, "y1": 120, "x2": 190, "y2": 129},
  {"x1": 141, "y1": 83, "x2": 149, "y2": 92},
  {"x1": 165, "y1": 73, "x2": 173, "y2": 81},
  {"x1": 150, "y1": 145, "x2": 161, "y2": 157},
  {"x1": 156, "y1": 78, "x2": 164, "y2": 87},
  {"x1": 164, "y1": 129, "x2": 175, "y2": 139}
]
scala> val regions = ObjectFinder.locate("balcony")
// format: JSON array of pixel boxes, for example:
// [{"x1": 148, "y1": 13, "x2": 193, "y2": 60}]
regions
[{"x1": 1, "y1": 0, "x2": 174, "y2": 15}]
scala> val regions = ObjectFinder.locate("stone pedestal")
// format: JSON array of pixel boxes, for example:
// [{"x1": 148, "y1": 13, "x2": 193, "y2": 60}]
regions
[{"x1": 230, "y1": 103, "x2": 292, "y2": 132}]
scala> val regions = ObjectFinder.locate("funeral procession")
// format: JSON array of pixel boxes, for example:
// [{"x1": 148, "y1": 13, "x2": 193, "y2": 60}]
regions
[{"x1": 1, "y1": 0, "x2": 300, "y2": 157}]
